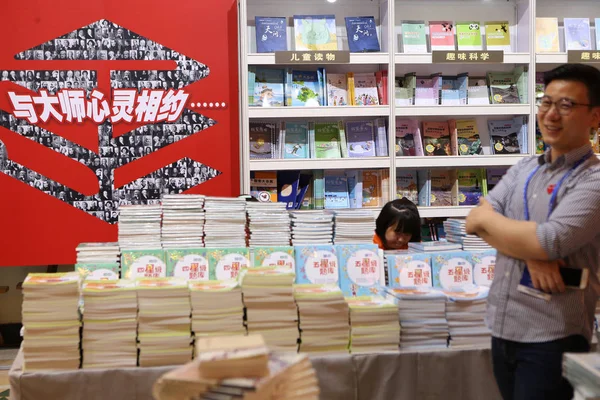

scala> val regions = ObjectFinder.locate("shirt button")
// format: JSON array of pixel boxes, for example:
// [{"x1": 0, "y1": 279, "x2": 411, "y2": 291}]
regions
[
  {"x1": 505, "y1": 271, "x2": 510, "y2": 277},
  {"x1": 532, "y1": 194, "x2": 537, "y2": 199}
]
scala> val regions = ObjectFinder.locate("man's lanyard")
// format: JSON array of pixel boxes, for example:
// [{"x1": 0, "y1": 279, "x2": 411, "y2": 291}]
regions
[{"x1": 523, "y1": 151, "x2": 594, "y2": 221}]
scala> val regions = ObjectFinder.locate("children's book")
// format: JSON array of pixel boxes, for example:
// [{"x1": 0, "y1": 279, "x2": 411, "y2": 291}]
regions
[
  {"x1": 395, "y1": 119, "x2": 423, "y2": 156},
  {"x1": 291, "y1": 70, "x2": 321, "y2": 107},
  {"x1": 430, "y1": 169, "x2": 457, "y2": 207},
  {"x1": 471, "y1": 249, "x2": 497, "y2": 287},
  {"x1": 488, "y1": 118, "x2": 524, "y2": 154},
  {"x1": 430, "y1": 21, "x2": 456, "y2": 51},
  {"x1": 345, "y1": 16, "x2": 380, "y2": 52},
  {"x1": 207, "y1": 248, "x2": 250, "y2": 281},
  {"x1": 255, "y1": 17, "x2": 287, "y2": 53},
  {"x1": 324, "y1": 171, "x2": 350, "y2": 209},
  {"x1": 441, "y1": 74, "x2": 468, "y2": 106},
  {"x1": 293, "y1": 15, "x2": 338, "y2": 51},
  {"x1": 121, "y1": 249, "x2": 167, "y2": 279},
  {"x1": 401, "y1": 20, "x2": 427, "y2": 53},
  {"x1": 415, "y1": 74, "x2": 441, "y2": 106},
  {"x1": 431, "y1": 251, "x2": 474, "y2": 291},
  {"x1": 395, "y1": 169, "x2": 419, "y2": 204},
  {"x1": 467, "y1": 77, "x2": 490, "y2": 105},
  {"x1": 294, "y1": 245, "x2": 339, "y2": 285},
  {"x1": 250, "y1": 171, "x2": 278, "y2": 203},
  {"x1": 277, "y1": 170, "x2": 300, "y2": 209},
  {"x1": 485, "y1": 21, "x2": 511, "y2": 52},
  {"x1": 564, "y1": 18, "x2": 592, "y2": 50},
  {"x1": 456, "y1": 21, "x2": 483, "y2": 50},
  {"x1": 75, "y1": 263, "x2": 120, "y2": 280},
  {"x1": 326, "y1": 73, "x2": 349, "y2": 106},
  {"x1": 252, "y1": 246, "x2": 295, "y2": 269},
  {"x1": 336, "y1": 244, "x2": 383, "y2": 296},
  {"x1": 346, "y1": 169, "x2": 363, "y2": 209},
  {"x1": 345, "y1": 120, "x2": 376, "y2": 157},
  {"x1": 487, "y1": 71, "x2": 520, "y2": 104},
  {"x1": 165, "y1": 248, "x2": 210, "y2": 280},
  {"x1": 386, "y1": 253, "x2": 432, "y2": 289},
  {"x1": 417, "y1": 169, "x2": 431, "y2": 206},
  {"x1": 249, "y1": 122, "x2": 276, "y2": 159},
  {"x1": 536, "y1": 18, "x2": 560, "y2": 52},
  {"x1": 457, "y1": 169, "x2": 484, "y2": 206},
  {"x1": 253, "y1": 68, "x2": 285, "y2": 107},
  {"x1": 361, "y1": 170, "x2": 381, "y2": 207},
  {"x1": 352, "y1": 73, "x2": 380, "y2": 106},
  {"x1": 422, "y1": 121, "x2": 451, "y2": 156},
  {"x1": 283, "y1": 121, "x2": 309, "y2": 159},
  {"x1": 314, "y1": 122, "x2": 342, "y2": 158},
  {"x1": 456, "y1": 119, "x2": 483, "y2": 156}
]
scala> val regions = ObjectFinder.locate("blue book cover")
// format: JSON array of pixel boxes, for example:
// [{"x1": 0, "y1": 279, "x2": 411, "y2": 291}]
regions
[
  {"x1": 283, "y1": 121, "x2": 309, "y2": 159},
  {"x1": 255, "y1": 17, "x2": 287, "y2": 53},
  {"x1": 277, "y1": 170, "x2": 300, "y2": 209},
  {"x1": 345, "y1": 16, "x2": 380, "y2": 52},
  {"x1": 291, "y1": 70, "x2": 321, "y2": 106},
  {"x1": 253, "y1": 68, "x2": 285, "y2": 107},
  {"x1": 345, "y1": 121, "x2": 376, "y2": 157},
  {"x1": 324, "y1": 171, "x2": 350, "y2": 209},
  {"x1": 336, "y1": 244, "x2": 382, "y2": 297},
  {"x1": 431, "y1": 251, "x2": 474, "y2": 291},
  {"x1": 471, "y1": 249, "x2": 496, "y2": 287},
  {"x1": 294, "y1": 245, "x2": 339, "y2": 285},
  {"x1": 386, "y1": 252, "x2": 433, "y2": 289}
]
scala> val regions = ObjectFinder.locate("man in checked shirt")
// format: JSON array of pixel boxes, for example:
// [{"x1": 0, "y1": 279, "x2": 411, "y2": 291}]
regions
[{"x1": 466, "y1": 64, "x2": 600, "y2": 400}]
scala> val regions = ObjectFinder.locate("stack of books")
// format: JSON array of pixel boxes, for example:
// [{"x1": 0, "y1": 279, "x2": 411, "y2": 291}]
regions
[
  {"x1": 189, "y1": 280, "x2": 246, "y2": 339},
  {"x1": 246, "y1": 202, "x2": 291, "y2": 246},
  {"x1": 443, "y1": 219, "x2": 492, "y2": 251},
  {"x1": 386, "y1": 288, "x2": 450, "y2": 350},
  {"x1": 346, "y1": 296, "x2": 400, "y2": 353},
  {"x1": 290, "y1": 211, "x2": 334, "y2": 245},
  {"x1": 82, "y1": 280, "x2": 138, "y2": 368},
  {"x1": 407, "y1": 241, "x2": 463, "y2": 252},
  {"x1": 445, "y1": 286, "x2": 491, "y2": 348},
  {"x1": 75, "y1": 242, "x2": 121, "y2": 279},
  {"x1": 161, "y1": 194, "x2": 205, "y2": 248},
  {"x1": 333, "y1": 209, "x2": 377, "y2": 244},
  {"x1": 294, "y1": 284, "x2": 350, "y2": 353},
  {"x1": 21, "y1": 273, "x2": 81, "y2": 371},
  {"x1": 118, "y1": 205, "x2": 163, "y2": 249},
  {"x1": 241, "y1": 267, "x2": 299, "y2": 351},
  {"x1": 203, "y1": 197, "x2": 247, "y2": 247},
  {"x1": 137, "y1": 278, "x2": 193, "y2": 367}
]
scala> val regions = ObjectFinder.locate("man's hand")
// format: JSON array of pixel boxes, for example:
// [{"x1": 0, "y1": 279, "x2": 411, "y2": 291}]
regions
[
  {"x1": 466, "y1": 198, "x2": 496, "y2": 235},
  {"x1": 526, "y1": 259, "x2": 566, "y2": 294}
]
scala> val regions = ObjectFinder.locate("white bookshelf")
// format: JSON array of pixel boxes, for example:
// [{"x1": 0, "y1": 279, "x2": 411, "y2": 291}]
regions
[{"x1": 239, "y1": 0, "x2": 597, "y2": 217}]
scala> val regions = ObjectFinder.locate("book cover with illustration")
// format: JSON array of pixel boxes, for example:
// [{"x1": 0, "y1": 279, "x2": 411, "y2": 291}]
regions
[
  {"x1": 252, "y1": 68, "x2": 285, "y2": 107},
  {"x1": 430, "y1": 169, "x2": 457, "y2": 207},
  {"x1": 487, "y1": 71, "x2": 520, "y2": 104},
  {"x1": 471, "y1": 249, "x2": 497, "y2": 287},
  {"x1": 422, "y1": 121, "x2": 451, "y2": 156},
  {"x1": 441, "y1": 74, "x2": 468, "y2": 106},
  {"x1": 456, "y1": 119, "x2": 483, "y2": 155},
  {"x1": 165, "y1": 248, "x2": 210, "y2": 280},
  {"x1": 430, "y1": 21, "x2": 456, "y2": 50},
  {"x1": 283, "y1": 121, "x2": 309, "y2": 159},
  {"x1": 401, "y1": 20, "x2": 427, "y2": 53},
  {"x1": 488, "y1": 118, "x2": 524, "y2": 154},
  {"x1": 386, "y1": 252, "x2": 432, "y2": 289},
  {"x1": 415, "y1": 74, "x2": 442, "y2": 106},
  {"x1": 293, "y1": 15, "x2": 338, "y2": 51},
  {"x1": 336, "y1": 244, "x2": 383, "y2": 297},
  {"x1": 431, "y1": 251, "x2": 474, "y2": 291},
  {"x1": 457, "y1": 169, "x2": 484, "y2": 206},
  {"x1": 486, "y1": 167, "x2": 508, "y2": 193},
  {"x1": 249, "y1": 121, "x2": 276, "y2": 159},
  {"x1": 314, "y1": 122, "x2": 343, "y2": 158},
  {"x1": 75, "y1": 263, "x2": 120, "y2": 280},
  {"x1": 345, "y1": 16, "x2": 380, "y2": 52},
  {"x1": 207, "y1": 248, "x2": 251, "y2": 281},
  {"x1": 395, "y1": 73, "x2": 416, "y2": 106},
  {"x1": 326, "y1": 73, "x2": 349, "y2": 106},
  {"x1": 352, "y1": 73, "x2": 380, "y2": 106},
  {"x1": 252, "y1": 246, "x2": 295, "y2": 269},
  {"x1": 485, "y1": 21, "x2": 511, "y2": 51},
  {"x1": 456, "y1": 21, "x2": 483, "y2": 50},
  {"x1": 346, "y1": 121, "x2": 376, "y2": 157},
  {"x1": 564, "y1": 18, "x2": 592, "y2": 50},
  {"x1": 395, "y1": 170, "x2": 419, "y2": 204},
  {"x1": 291, "y1": 70, "x2": 321, "y2": 107},
  {"x1": 324, "y1": 171, "x2": 350, "y2": 209},
  {"x1": 255, "y1": 16, "x2": 287, "y2": 53},
  {"x1": 468, "y1": 77, "x2": 490, "y2": 105},
  {"x1": 535, "y1": 18, "x2": 559, "y2": 52},
  {"x1": 361, "y1": 170, "x2": 381, "y2": 207},
  {"x1": 121, "y1": 249, "x2": 166, "y2": 279},
  {"x1": 294, "y1": 245, "x2": 339, "y2": 285},
  {"x1": 250, "y1": 171, "x2": 278, "y2": 203},
  {"x1": 395, "y1": 119, "x2": 423, "y2": 156}
]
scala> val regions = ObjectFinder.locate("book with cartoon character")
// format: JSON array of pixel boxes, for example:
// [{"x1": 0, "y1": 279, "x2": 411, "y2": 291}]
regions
[
  {"x1": 294, "y1": 245, "x2": 339, "y2": 285},
  {"x1": 249, "y1": 121, "x2": 276, "y2": 159},
  {"x1": 314, "y1": 122, "x2": 342, "y2": 158},
  {"x1": 326, "y1": 73, "x2": 349, "y2": 106},
  {"x1": 431, "y1": 251, "x2": 475, "y2": 292},
  {"x1": 252, "y1": 67, "x2": 285, "y2": 107},
  {"x1": 165, "y1": 248, "x2": 210, "y2": 280},
  {"x1": 455, "y1": 119, "x2": 483, "y2": 156},
  {"x1": 293, "y1": 15, "x2": 338, "y2": 51},
  {"x1": 456, "y1": 21, "x2": 483, "y2": 50},
  {"x1": 291, "y1": 70, "x2": 321, "y2": 107},
  {"x1": 422, "y1": 121, "x2": 451, "y2": 156},
  {"x1": 488, "y1": 117, "x2": 524, "y2": 154},
  {"x1": 336, "y1": 244, "x2": 383, "y2": 297},
  {"x1": 121, "y1": 249, "x2": 166, "y2": 279},
  {"x1": 485, "y1": 21, "x2": 511, "y2": 52},
  {"x1": 395, "y1": 119, "x2": 423, "y2": 156},
  {"x1": 345, "y1": 121, "x2": 376, "y2": 157},
  {"x1": 430, "y1": 21, "x2": 456, "y2": 51},
  {"x1": 395, "y1": 169, "x2": 419, "y2": 204},
  {"x1": 283, "y1": 121, "x2": 309, "y2": 159}
]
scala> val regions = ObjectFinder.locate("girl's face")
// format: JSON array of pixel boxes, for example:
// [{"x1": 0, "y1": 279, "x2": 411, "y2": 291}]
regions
[{"x1": 384, "y1": 223, "x2": 412, "y2": 250}]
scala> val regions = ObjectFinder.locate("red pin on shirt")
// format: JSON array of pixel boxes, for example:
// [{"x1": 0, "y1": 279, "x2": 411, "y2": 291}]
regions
[{"x1": 547, "y1": 184, "x2": 556, "y2": 194}]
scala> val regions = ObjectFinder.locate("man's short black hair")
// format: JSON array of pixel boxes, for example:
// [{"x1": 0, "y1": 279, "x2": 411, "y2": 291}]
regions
[
  {"x1": 544, "y1": 64, "x2": 600, "y2": 106},
  {"x1": 375, "y1": 198, "x2": 422, "y2": 247}
]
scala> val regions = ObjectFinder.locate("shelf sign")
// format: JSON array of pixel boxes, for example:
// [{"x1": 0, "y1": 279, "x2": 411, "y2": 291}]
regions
[
  {"x1": 274, "y1": 51, "x2": 350, "y2": 64},
  {"x1": 567, "y1": 50, "x2": 600, "y2": 63},
  {"x1": 432, "y1": 50, "x2": 504, "y2": 63}
]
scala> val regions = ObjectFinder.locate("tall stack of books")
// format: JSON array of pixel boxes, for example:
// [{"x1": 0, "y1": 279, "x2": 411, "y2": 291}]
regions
[
  {"x1": 445, "y1": 287, "x2": 491, "y2": 348},
  {"x1": 333, "y1": 209, "x2": 376, "y2": 244},
  {"x1": 443, "y1": 219, "x2": 492, "y2": 251},
  {"x1": 161, "y1": 194, "x2": 205, "y2": 248},
  {"x1": 294, "y1": 284, "x2": 350, "y2": 353},
  {"x1": 189, "y1": 280, "x2": 246, "y2": 339},
  {"x1": 118, "y1": 205, "x2": 163, "y2": 249},
  {"x1": 75, "y1": 242, "x2": 121, "y2": 279},
  {"x1": 82, "y1": 280, "x2": 138, "y2": 368},
  {"x1": 203, "y1": 197, "x2": 247, "y2": 247},
  {"x1": 137, "y1": 278, "x2": 192, "y2": 367},
  {"x1": 21, "y1": 273, "x2": 81, "y2": 371},
  {"x1": 290, "y1": 211, "x2": 334, "y2": 245},
  {"x1": 346, "y1": 296, "x2": 400, "y2": 353},
  {"x1": 246, "y1": 202, "x2": 291, "y2": 246},
  {"x1": 241, "y1": 267, "x2": 299, "y2": 351}
]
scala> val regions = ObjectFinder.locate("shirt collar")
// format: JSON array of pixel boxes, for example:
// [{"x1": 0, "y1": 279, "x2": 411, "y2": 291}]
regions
[{"x1": 543, "y1": 143, "x2": 593, "y2": 170}]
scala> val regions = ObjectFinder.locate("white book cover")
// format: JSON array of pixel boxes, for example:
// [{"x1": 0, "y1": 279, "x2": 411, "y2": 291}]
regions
[
  {"x1": 326, "y1": 73, "x2": 349, "y2": 106},
  {"x1": 352, "y1": 73, "x2": 380, "y2": 106},
  {"x1": 564, "y1": 18, "x2": 592, "y2": 50}
]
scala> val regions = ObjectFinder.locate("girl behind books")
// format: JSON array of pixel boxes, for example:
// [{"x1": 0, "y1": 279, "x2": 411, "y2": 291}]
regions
[{"x1": 373, "y1": 197, "x2": 421, "y2": 250}]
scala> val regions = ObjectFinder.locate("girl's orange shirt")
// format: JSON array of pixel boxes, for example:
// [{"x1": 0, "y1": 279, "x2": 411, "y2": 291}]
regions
[{"x1": 372, "y1": 233, "x2": 409, "y2": 250}]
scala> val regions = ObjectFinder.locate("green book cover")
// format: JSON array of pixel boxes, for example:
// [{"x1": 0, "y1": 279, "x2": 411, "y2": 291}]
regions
[
  {"x1": 485, "y1": 21, "x2": 511, "y2": 51},
  {"x1": 314, "y1": 122, "x2": 343, "y2": 158},
  {"x1": 252, "y1": 246, "x2": 295, "y2": 269},
  {"x1": 165, "y1": 248, "x2": 210, "y2": 280},
  {"x1": 401, "y1": 21, "x2": 427, "y2": 53},
  {"x1": 75, "y1": 263, "x2": 120, "y2": 280},
  {"x1": 207, "y1": 248, "x2": 251, "y2": 280},
  {"x1": 456, "y1": 21, "x2": 483, "y2": 50},
  {"x1": 456, "y1": 119, "x2": 483, "y2": 156},
  {"x1": 121, "y1": 249, "x2": 166, "y2": 279}
]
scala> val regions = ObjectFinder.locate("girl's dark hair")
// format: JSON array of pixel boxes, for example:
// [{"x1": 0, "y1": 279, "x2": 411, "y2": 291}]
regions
[{"x1": 375, "y1": 198, "x2": 422, "y2": 247}]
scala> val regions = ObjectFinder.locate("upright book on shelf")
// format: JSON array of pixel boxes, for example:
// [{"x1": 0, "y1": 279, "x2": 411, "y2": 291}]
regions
[
  {"x1": 456, "y1": 21, "x2": 483, "y2": 51},
  {"x1": 535, "y1": 18, "x2": 559, "y2": 53},
  {"x1": 255, "y1": 17, "x2": 287, "y2": 53},
  {"x1": 395, "y1": 119, "x2": 424, "y2": 156},
  {"x1": 345, "y1": 16, "x2": 380, "y2": 52},
  {"x1": 564, "y1": 18, "x2": 592, "y2": 50},
  {"x1": 401, "y1": 21, "x2": 427, "y2": 53},
  {"x1": 485, "y1": 21, "x2": 511, "y2": 51},
  {"x1": 293, "y1": 15, "x2": 338, "y2": 51},
  {"x1": 430, "y1": 21, "x2": 456, "y2": 51}
]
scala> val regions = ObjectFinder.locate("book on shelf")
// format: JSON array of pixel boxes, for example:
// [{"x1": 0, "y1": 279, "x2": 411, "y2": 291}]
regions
[
  {"x1": 375, "y1": 71, "x2": 388, "y2": 106},
  {"x1": 488, "y1": 116, "x2": 527, "y2": 155},
  {"x1": 417, "y1": 169, "x2": 431, "y2": 206},
  {"x1": 395, "y1": 119, "x2": 424, "y2": 157},
  {"x1": 346, "y1": 169, "x2": 363, "y2": 209},
  {"x1": 324, "y1": 170, "x2": 350, "y2": 209},
  {"x1": 422, "y1": 121, "x2": 453, "y2": 156},
  {"x1": 456, "y1": 21, "x2": 483, "y2": 51},
  {"x1": 361, "y1": 170, "x2": 382, "y2": 207},
  {"x1": 457, "y1": 169, "x2": 485, "y2": 206},
  {"x1": 345, "y1": 16, "x2": 380, "y2": 52},
  {"x1": 401, "y1": 20, "x2": 427, "y2": 53},
  {"x1": 395, "y1": 72, "x2": 416, "y2": 107},
  {"x1": 313, "y1": 121, "x2": 343, "y2": 159},
  {"x1": 467, "y1": 76, "x2": 490, "y2": 105},
  {"x1": 249, "y1": 121, "x2": 278, "y2": 160},
  {"x1": 441, "y1": 74, "x2": 468, "y2": 106},
  {"x1": 396, "y1": 169, "x2": 419, "y2": 205},
  {"x1": 291, "y1": 70, "x2": 321, "y2": 107},
  {"x1": 486, "y1": 167, "x2": 508, "y2": 193},
  {"x1": 455, "y1": 119, "x2": 483, "y2": 156},
  {"x1": 487, "y1": 70, "x2": 520, "y2": 104},
  {"x1": 283, "y1": 121, "x2": 309, "y2": 159},
  {"x1": 564, "y1": 18, "x2": 592, "y2": 51},
  {"x1": 346, "y1": 120, "x2": 376, "y2": 158},
  {"x1": 326, "y1": 73, "x2": 350, "y2": 107},
  {"x1": 430, "y1": 21, "x2": 456, "y2": 51},
  {"x1": 415, "y1": 73, "x2": 442, "y2": 106},
  {"x1": 251, "y1": 171, "x2": 278, "y2": 203},
  {"x1": 252, "y1": 68, "x2": 285, "y2": 107},
  {"x1": 535, "y1": 18, "x2": 559, "y2": 53},
  {"x1": 596, "y1": 18, "x2": 600, "y2": 51},
  {"x1": 352, "y1": 72, "x2": 380, "y2": 106},
  {"x1": 430, "y1": 169, "x2": 458, "y2": 207},
  {"x1": 485, "y1": 21, "x2": 511, "y2": 52},
  {"x1": 255, "y1": 17, "x2": 287, "y2": 53},
  {"x1": 293, "y1": 14, "x2": 338, "y2": 51},
  {"x1": 277, "y1": 170, "x2": 301, "y2": 209}
]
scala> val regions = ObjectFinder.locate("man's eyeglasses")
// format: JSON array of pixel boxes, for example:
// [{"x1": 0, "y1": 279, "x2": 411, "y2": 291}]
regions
[{"x1": 536, "y1": 96, "x2": 593, "y2": 116}]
